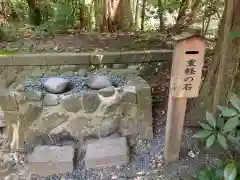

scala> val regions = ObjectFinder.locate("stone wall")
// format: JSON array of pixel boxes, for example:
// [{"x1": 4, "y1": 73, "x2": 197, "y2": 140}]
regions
[{"x1": 0, "y1": 67, "x2": 153, "y2": 154}]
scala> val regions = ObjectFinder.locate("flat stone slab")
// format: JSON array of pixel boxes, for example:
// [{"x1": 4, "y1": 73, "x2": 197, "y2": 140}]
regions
[
  {"x1": 85, "y1": 137, "x2": 129, "y2": 169},
  {"x1": 26, "y1": 145, "x2": 74, "y2": 176}
]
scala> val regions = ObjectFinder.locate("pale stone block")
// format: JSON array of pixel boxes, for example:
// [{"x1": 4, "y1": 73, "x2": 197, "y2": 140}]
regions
[
  {"x1": 27, "y1": 145, "x2": 74, "y2": 176},
  {"x1": 82, "y1": 91, "x2": 100, "y2": 113},
  {"x1": 85, "y1": 137, "x2": 129, "y2": 169},
  {"x1": 60, "y1": 93, "x2": 82, "y2": 113},
  {"x1": 43, "y1": 94, "x2": 59, "y2": 106}
]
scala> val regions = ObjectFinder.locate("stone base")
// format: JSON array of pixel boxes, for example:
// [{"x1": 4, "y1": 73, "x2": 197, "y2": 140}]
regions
[
  {"x1": 2, "y1": 69, "x2": 153, "y2": 154},
  {"x1": 26, "y1": 145, "x2": 74, "y2": 176},
  {"x1": 85, "y1": 137, "x2": 129, "y2": 169}
]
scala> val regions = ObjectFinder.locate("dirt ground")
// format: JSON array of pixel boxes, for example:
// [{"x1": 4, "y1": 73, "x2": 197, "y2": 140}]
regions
[{"x1": 0, "y1": 32, "x2": 170, "y2": 53}]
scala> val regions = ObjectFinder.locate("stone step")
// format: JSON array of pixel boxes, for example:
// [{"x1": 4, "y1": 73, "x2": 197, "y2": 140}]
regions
[
  {"x1": 26, "y1": 145, "x2": 74, "y2": 176},
  {"x1": 85, "y1": 137, "x2": 129, "y2": 169}
]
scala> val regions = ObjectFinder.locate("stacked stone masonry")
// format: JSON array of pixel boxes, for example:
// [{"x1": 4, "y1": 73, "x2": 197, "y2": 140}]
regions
[{"x1": 0, "y1": 66, "x2": 153, "y2": 174}]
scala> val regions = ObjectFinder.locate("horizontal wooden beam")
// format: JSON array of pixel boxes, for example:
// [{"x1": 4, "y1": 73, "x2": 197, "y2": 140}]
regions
[{"x1": 0, "y1": 50, "x2": 173, "y2": 66}]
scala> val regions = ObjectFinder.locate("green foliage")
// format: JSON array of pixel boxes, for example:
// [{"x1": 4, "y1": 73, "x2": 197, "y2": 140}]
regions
[
  {"x1": 0, "y1": 28, "x2": 5, "y2": 41},
  {"x1": 195, "y1": 93, "x2": 240, "y2": 180},
  {"x1": 9, "y1": 0, "x2": 28, "y2": 21},
  {"x1": 196, "y1": 159, "x2": 240, "y2": 180},
  {"x1": 193, "y1": 93, "x2": 240, "y2": 151},
  {"x1": 36, "y1": 2, "x2": 75, "y2": 34}
]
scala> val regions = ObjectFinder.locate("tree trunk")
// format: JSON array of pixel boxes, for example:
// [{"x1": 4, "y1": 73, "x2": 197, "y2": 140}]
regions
[
  {"x1": 212, "y1": 0, "x2": 234, "y2": 114},
  {"x1": 173, "y1": 0, "x2": 200, "y2": 32},
  {"x1": 140, "y1": 0, "x2": 147, "y2": 31},
  {"x1": 0, "y1": 0, "x2": 9, "y2": 25},
  {"x1": 158, "y1": 0, "x2": 165, "y2": 32},
  {"x1": 116, "y1": 0, "x2": 133, "y2": 31},
  {"x1": 95, "y1": 0, "x2": 133, "y2": 32},
  {"x1": 134, "y1": 0, "x2": 139, "y2": 28},
  {"x1": 79, "y1": 2, "x2": 85, "y2": 29},
  {"x1": 189, "y1": 0, "x2": 239, "y2": 121},
  {"x1": 94, "y1": 0, "x2": 105, "y2": 32},
  {"x1": 26, "y1": 0, "x2": 42, "y2": 25},
  {"x1": 96, "y1": 0, "x2": 120, "y2": 32}
]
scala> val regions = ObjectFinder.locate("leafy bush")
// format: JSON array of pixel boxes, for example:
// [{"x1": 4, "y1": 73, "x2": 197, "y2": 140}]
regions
[
  {"x1": 36, "y1": 3, "x2": 75, "y2": 35},
  {"x1": 0, "y1": 28, "x2": 5, "y2": 40},
  {"x1": 196, "y1": 159, "x2": 240, "y2": 180},
  {"x1": 194, "y1": 93, "x2": 240, "y2": 180},
  {"x1": 193, "y1": 93, "x2": 240, "y2": 152}
]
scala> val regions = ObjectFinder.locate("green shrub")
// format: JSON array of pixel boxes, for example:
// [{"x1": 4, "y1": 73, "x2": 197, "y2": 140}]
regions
[
  {"x1": 194, "y1": 93, "x2": 240, "y2": 180},
  {"x1": 0, "y1": 28, "x2": 6, "y2": 40},
  {"x1": 196, "y1": 159, "x2": 240, "y2": 180},
  {"x1": 193, "y1": 93, "x2": 240, "y2": 152},
  {"x1": 36, "y1": 3, "x2": 75, "y2": 35}
]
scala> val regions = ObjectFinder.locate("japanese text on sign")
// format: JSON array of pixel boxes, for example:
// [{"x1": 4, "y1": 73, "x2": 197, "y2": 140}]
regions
[{"x1": 183, "y1": 59, "x2": 196, "y2": 91}]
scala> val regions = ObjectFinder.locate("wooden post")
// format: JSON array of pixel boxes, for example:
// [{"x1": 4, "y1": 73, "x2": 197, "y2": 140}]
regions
[{"x1": 164, "y1": 32, "x2": 206, "y2": 164}]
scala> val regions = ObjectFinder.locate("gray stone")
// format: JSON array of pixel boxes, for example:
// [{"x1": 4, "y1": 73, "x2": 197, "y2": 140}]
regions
[
  {"x1": 0, "y1": 91, "x2": 18, "y2": 111},
  {"x1": 75, "y1": 69, "x2": 87, "y2": 76},
  {"x1": 60, "y1": 93, "x2": 82, "y2": 113},
  {"x1": 0, "y1": 110, "x2": 4, "y2": 127},
  {"x1": 43, "y1": 70, "x2": 58, "y2": 77},
  {"x1": 25, "y1": 89, "x2": 43, "y2": 101},
  {"x1": 29, "y1": 67, "x2": 44, "y2": 79},
  {"x1": 27, "y1": 145, "x2": 74, "y2": 176},
  {"x1": 83, "y1": 91, "x2": 100, "y2": 113},
  {"x1": 85, "y1": 137, "x2": 129, "y2": 169},
  {"x1": 43, "y1": 94, "x2": 59, "y2": 106},
  {"x1": 60, "y1": 71, "x2": 74, "y2": 76},
  {"x1": 11, "y1": 91, "x2": 26, "y2": 105},
  {"x1": 113, "y1": 64, "x2": 128, "y2": 69},
  {"x1": 108, "y1": 68, "x2": 139, "y2": 77},
  {"x1": 4, "y1": 173, "x2": 19, "y2": 180},
  {"x1": 103, "y1": 103, "x2": 121, "y2": 114},
  {"x1": 15, "y1": 84, "x2": 24, "y2": 92},
  {"x1": 0, "y1": 68, "x2": 17, "y2": 88},
  {"x1": 43, "y1": 77, "x2": 69, "y2": 94},
  {"x1": 86, "y1": 75, "x2": 112, "y2": 90},
  {"x1": 98, "y1": 86, "x2": 115, "y2": 97},
  {"x1": 2, "y1": 154, "x2": 16, "y2": 171},
  {"x1": 63, "y1": 111, "x2": 120, "y2": 140},
  {"x1": 30, "y1": 110, "x2": 69, "y2": 133},
  {"x1": 122, "y1": 86, "x2": 137, "y2": 104},
  {"x1": 59, "y1": 65, "x2": 77, "y2": 73},
  {"x1": 84, "y1": 114, "x2": 121, "y2": 137},
  {"x1": 48, "y1": 66, "x2": 60, "y2": 72},
  {"x1": 20, "y1": 102, "x2": 42, "y2": 124},
  {"x1": 120, "y1": 117, "x2": 138, "y2": 137},
  {"x1": 4, "y1": 111, "x2": 24, "y2": 150},
  {"x1": 136, "y1": 83, "x2": 153, "y2": 140}
]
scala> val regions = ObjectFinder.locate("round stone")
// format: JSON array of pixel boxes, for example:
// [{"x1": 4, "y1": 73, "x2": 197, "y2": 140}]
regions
[
  {"x1": 86, "y1": 75, "x2": 112, "y2": 90},
  {"x1": 43, "y1": 77, "x2": 69, "y2": 94},
  {"x1": 97, "y1": 86, "x2": 115, "y2": 97}
]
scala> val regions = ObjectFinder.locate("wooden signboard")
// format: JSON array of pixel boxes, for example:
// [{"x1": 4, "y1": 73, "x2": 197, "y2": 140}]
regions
[
  {"x1": 164, "y1": 32, "x2": 206, "y2": 164},
  {"x1": 170, "y1": 33, "x2": 205, "y2": 98}
]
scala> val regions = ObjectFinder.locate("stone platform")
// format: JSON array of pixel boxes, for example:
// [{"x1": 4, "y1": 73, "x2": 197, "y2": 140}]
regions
[
  {"x1": 1, "y1": 69, "x2": 153, "y2": 152},
  {"x1": 0, "y1": 68, "x2": 153, "y2": 175}
]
